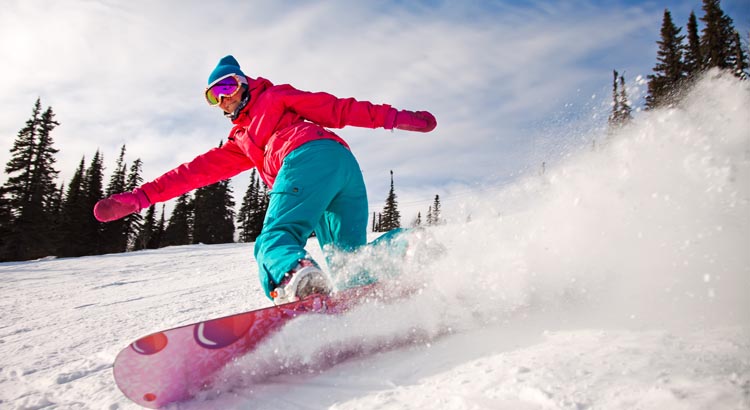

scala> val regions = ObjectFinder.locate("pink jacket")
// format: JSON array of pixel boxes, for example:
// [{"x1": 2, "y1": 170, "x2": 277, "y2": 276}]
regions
[{"x1": 141, "y1": 77, "x2": 396, "y2": 203}]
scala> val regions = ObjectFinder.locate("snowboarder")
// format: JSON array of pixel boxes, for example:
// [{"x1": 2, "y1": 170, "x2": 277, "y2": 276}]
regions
[{"x1": 94, "y1": 55, "x2": 437, "y2": 304}]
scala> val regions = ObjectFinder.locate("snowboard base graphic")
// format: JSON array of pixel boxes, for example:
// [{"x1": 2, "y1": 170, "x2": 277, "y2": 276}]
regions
[{"x1": 113, "y1": 283, "x2": 384, "y2": 408}]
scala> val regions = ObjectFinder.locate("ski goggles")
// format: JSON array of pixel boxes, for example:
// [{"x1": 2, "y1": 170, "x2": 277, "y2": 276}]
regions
[{"x1": 204, "y1": 74, "x2": 247, "y2": 106}]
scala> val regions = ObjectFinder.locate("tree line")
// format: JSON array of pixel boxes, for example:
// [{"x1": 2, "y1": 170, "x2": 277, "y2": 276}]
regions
[
  {"x1": 0, "y1": 103, "x2": 270, "y2": 262},
  {"x1": 372, "y1": 170, "x2": 443, "y2": 232},
  {"x1": 7, "y1": 2, "x2": 739, "y2": 262},
  {"x1": 609, "y1": 0, "x2": 746, "y2": 130},
  {"x1": 646, "y1": 0, "x2": 746, "y2": 108}
]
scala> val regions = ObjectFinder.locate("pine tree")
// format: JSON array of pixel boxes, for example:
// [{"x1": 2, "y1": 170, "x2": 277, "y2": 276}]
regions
[
  {"x1": 124, "y1": 159, "x2": 143, "y2": 191},
  {"x1": 48, "y1": 183, "x2": 65, "y2": 233},
  {"x1": 412, "y1": 211, "x2": 422, "y2": 227},
  {"x1": 133, "y1": 205, "x2": 155, "y2": 251},
  {"x1": 608, "y1": 70, "x2": 622, "y2": 130},
  {"x1": 4, "y1": 99, "x2": 42, "y2": 212},
  {"x1": 81, "y1": 151, "x2": 105, "y2": 255},
  {"x1": 255, "y1": 176, "x2": 270, "y2": 239},
  {"x1": 684, "y1": 11, "x2": 703, "y2": 79},
  {"x1": 105, "y1": 146, "x2": 127, "y2": 197},
  {"x1": 35, "y1": 106, "x2": 61, "y2": 210},
  {"x1": 58, "y1": 158, "x2": 89, "y2": 257},
  {"x1": 192, "y1": 185, "x2": 211, "y2": 244},
  {"x1": 237, "y1": 175, "x2": 255, "y2": 243},
  {"x1": 150, "y1": 205, "x2": 165, "y2": 249},
  {"x1": 700, "y1": 0, "x2": 736, "y2": 71},
  {"x1": 1, "y1": 99, "x2": 60, "y2": 260},
  {"x1": 379, "y1": 170, "x2": 400, "y2": 231},
  {"x1": 0, "y1": 187, "x2": 13, "y2": 261},
  {"x1": 426, "y1": 205, "x2": 433, "y2": 225},
  {"x1": 101, "y1": 146, "x2": 128, "y2": 253},
  {"x1": 730, "y1": 30, "x2": 748, "y2": 79},
  {"x1": 28, "y1": 105, "x2": 60, "y2": 258},
  {"x1": 431, "y1": 195, "x2": 442, "y2": 225},
  {"x1": 617, "y1": 74, "x2": 633, "y2": 124},
  {"x1": 132, "y1": 204, "x2": 164, "y2": 250},
  {"x1": 193, "y1": 142, "x2": 235, "y2": 244},
  {"x1": 237, "y1": 169, "x2": 265, "y2": 242},
  {"x1": 193, "y1": 178, "x2": 235, "y2": 244},
  {"x1": 123, "y1": 158, "x2": 144, "y2": 250},
  {"x1": 162, "y1": 194, "x2": 193, "y2": 246},
  {"x1": 221, "y1": 179, "x2": 236, "y2": 241},
  {"x1": 646, "y1": 9, "x2": 686, "y2": 109}
]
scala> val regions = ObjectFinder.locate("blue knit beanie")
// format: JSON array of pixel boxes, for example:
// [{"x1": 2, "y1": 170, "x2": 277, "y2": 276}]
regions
[{"x1": 208, "y1": 55, "x2": 247, "y2": 85}]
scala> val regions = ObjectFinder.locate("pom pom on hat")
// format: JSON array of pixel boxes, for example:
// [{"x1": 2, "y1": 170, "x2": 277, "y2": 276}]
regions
[{"x1": 208, "y1": 55, "x2": 247, "y2": 85}]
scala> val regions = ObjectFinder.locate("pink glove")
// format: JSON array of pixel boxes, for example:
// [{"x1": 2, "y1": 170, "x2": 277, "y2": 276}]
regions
[
  {"x1": 385, "y1": 109, "x2": 437, "y2": 132},
  {"x1": 94, "y1": 188, "x2": 151, "y2": 222}
]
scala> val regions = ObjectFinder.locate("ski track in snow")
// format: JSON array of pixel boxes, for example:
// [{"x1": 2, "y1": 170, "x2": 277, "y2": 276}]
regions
[{"x1": 1, "y1": 72, "x2": 749, "y2": 409}]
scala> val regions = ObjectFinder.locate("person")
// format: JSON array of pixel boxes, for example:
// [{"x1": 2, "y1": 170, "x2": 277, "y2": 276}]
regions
[{"x1": 94, "y1": 55, "x2": 437, "y2": 304}]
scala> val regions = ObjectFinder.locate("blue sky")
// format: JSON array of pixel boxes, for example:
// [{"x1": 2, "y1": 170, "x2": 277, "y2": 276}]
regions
[{"x1": 1, "y1": 0, "x2": 748, "y2": 221}]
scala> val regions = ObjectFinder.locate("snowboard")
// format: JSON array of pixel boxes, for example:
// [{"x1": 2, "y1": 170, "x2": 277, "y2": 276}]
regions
[{"x1": 113, "y1": 282, "x2": 386, "y2": 409}]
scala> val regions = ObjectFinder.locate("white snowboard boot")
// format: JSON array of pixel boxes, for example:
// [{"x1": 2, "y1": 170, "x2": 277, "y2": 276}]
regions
[{"x1": 271, "y1": 260, "x2": 331, "y2": 305}]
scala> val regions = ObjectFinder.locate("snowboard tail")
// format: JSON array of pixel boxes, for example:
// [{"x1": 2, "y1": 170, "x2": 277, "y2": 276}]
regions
[{"x1": 113, "y1": 283, "x2": 381, "y2": 408}]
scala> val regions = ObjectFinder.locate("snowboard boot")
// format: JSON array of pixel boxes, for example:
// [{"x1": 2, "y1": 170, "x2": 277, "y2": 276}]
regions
[{"x1": 270, "y1": 260, "x2": 331, "y2": 305}]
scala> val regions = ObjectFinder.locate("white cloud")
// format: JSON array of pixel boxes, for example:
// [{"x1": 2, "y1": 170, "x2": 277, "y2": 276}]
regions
[{"x1": 1, "y1": 0, "x2": 668, "y2": 220}]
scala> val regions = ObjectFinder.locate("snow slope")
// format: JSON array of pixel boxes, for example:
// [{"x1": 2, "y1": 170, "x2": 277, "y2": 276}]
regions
[{"x1": 1, "y1": 71, "x2": 749, "y2": 409}]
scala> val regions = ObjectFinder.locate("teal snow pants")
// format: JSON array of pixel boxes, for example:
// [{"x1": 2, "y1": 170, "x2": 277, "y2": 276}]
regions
[{"x1": 254, "y1": 140, "x2": 369, "y2": 299}]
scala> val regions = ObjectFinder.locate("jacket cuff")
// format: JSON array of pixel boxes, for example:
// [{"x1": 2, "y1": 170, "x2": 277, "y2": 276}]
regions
[
  {"x1": 133, "y1": 188, "x2": 152, "y2": 209},
  {"x1": 383, "y1": 108, "x2": 399, "y2": 129}
]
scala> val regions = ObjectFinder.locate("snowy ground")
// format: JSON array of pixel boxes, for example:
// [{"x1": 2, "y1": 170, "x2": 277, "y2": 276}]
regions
[{"x1": 1, "y1": 72, "x2": 749, "y2": 409}]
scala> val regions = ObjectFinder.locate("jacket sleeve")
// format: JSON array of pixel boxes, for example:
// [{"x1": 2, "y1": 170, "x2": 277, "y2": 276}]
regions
[
  {"x1": 276, "y1": 85, "x2": 397, "y2": 129},
  {"x1": 140, "y1": 139, "x2": 254, "y2": 204}
]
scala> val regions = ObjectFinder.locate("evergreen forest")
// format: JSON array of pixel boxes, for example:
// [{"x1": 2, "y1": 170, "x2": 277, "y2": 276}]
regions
[{"x1": 0, "y1": 0, "x2": 746, "y2": 261}]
